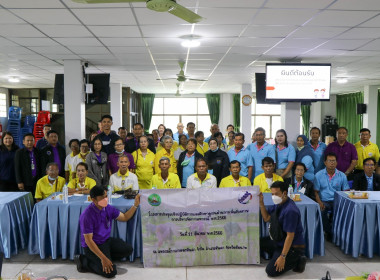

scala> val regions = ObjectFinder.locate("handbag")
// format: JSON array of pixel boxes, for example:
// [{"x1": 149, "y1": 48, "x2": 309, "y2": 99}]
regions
[{"x1": 268, "y1": 207, "x2": 286, "y2": 242}]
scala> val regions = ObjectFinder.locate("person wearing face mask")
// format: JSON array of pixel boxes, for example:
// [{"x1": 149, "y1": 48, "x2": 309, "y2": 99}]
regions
[
  {"x1": 259, "y1": 181, "x2": 306, "y2": 277},
  {"x1": 109, "y1": 155, "x2": 139, "y2": 193},
  {"x1": 68, "y1": 162, "x2": 97, "y2": 195},
  {"x1": 254, "y1": 157, "x2": 284, "y2": 193},
  {"x1": 74, "y1": 186, "x2": 140, "y2": 278},
  {"x1": 177, "y1": 139, "x2": 203, "y2": 188},
  {"x1": 204, "y1": 138, "x2": 230, "y2": 187},
  {"x1": 107, "y1": 138, "x2": 135, "y2": 176},
  {"x1": 71, "y1": 139, "x2": 90, "y2": 180},
  {"x1": 35, "y1": 162, "x2": 65, "y2": 202},
  {"x1": 64, "y1": 139, "x2": 80, "y2": 183}
]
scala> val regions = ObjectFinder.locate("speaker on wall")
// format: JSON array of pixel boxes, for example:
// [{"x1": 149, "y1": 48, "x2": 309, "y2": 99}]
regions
[{"x1": 356, "y1": 103, "x2": 367, "y2": 114}]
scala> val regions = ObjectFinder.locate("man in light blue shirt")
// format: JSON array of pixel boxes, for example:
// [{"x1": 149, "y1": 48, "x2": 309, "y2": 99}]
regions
[
  {"x1": 227, "y1": 133, "x2": 253, "y2": 181},
  {"x1": 314, "y1": 152, "x2": 349, "y2": 240},
  {"x1": 173, "y1": 122, "x2": 187, "y2": 142},
  {"x1": 248, "y1": 127, "x2": 276, "y2": 179},
  {"x1": 309, "y1": 127, "x2": 327, "y2": 173},
  {"x1": 204, "y1": 124, "x2": 227, "y2": 145}
]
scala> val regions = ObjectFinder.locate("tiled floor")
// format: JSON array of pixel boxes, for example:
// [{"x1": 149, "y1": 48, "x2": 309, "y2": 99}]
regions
[{"x1": 2, "y1": 241, "x2": 379, "y2": 280}]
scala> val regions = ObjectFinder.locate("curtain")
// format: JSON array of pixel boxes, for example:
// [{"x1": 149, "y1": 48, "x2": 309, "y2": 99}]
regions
[
  {"x1": 206, "y1": 94, "x2": 220, "y2": 124},
  {"x1": 233, "y1": 94, "x2": 240, "y2": 131},
  {"x1": 301, "y1": 105, "x2": 311, "y2": 136},
  {"x1": 140, "y1": 94, "x2": 155, "y2": 134},
  {"x1": 336, "y1": 92, "x2": 363, "y2": 143}
]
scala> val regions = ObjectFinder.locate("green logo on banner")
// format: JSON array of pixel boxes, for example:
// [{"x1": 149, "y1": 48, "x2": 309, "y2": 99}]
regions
[{"x1": 148, "y1": 193, "x2": 161, "y2": 206}]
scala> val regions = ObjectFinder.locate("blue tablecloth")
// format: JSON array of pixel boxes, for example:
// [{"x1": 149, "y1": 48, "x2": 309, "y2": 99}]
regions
[
  {"x1": 333, "y1": 191, "x2": 380, "y2": 258},
  {"x1": 28, "y1": 194, "x2": 142, "y2": 261},
  {"x1": 261, "y1": 193, "x2": 325, "y2": 259},
  {"x1": 0, "y1": 192, "x2": 34, "y2": 258}
]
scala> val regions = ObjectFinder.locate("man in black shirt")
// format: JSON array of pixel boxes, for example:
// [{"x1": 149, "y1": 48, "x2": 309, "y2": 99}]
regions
[{"x1": 125, "y1": 123, "x2": 156, "y2": 154}]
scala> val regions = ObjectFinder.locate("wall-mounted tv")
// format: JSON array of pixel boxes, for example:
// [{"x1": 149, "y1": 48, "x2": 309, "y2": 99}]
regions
[
  {"x1": 265, "y1": 63, "x2": 331, "y2": 102},
  {"x1": 53, "y1": 73, "x2": 110, "y2": 104}
]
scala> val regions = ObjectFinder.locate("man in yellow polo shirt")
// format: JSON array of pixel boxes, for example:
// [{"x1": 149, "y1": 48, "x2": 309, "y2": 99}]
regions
[
  {"x1": 109, "y1": 155, "x2": 139, "y2": 193},
  {"x1": 35, "y1": 162, "x2": 66, "y2": 202},
  {"x1": 253, "y1": 157, "x2": 283, "y2": 193},
  {"x1": 354, "y1": 128, "x2": 380, "y2": 172},
  {"x1": 220, "y1": 160, "x2": 251, "y2": 188},
  {"x1": 151, "y1": 157, "x2": 181, "y2": 189}
]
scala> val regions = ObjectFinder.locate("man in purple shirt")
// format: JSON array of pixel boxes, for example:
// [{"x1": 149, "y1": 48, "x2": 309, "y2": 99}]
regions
[
  {"x1": 40, "y1": 130, "x2": 66, "y2": 177},
  {"x1": 324, "y1": 127, "x2": 358, "y2": 180},
  {"x1": 75, "y1": 186, "x2": 140, "y2": 278}
]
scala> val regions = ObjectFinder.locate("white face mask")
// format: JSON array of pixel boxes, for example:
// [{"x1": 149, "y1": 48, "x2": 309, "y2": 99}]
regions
[{"x1": 272, "y1": 195, "x2": 283, "y2": 205}]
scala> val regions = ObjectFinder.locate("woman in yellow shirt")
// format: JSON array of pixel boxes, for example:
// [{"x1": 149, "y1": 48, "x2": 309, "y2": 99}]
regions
[
  {"x1": 154, "y1": 135, "x2": 177, "y2": 174},
  {"x1": 68, "y1": 162, "x2": 96, "y2": 195},
  {"x1": 132, "y1": 135, "x2": 155, "y2": 189},
  {"x1": 156, "y1": 128, "x2": 178, "y2": 152},
  {"x1": 195, "y1": 131, "x2": 209, "y2": 156}
]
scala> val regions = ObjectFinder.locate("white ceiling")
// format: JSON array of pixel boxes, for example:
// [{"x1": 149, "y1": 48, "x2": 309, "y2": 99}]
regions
[{"x1": 1, "y1": 0, "x2": 380, "y2": 94}]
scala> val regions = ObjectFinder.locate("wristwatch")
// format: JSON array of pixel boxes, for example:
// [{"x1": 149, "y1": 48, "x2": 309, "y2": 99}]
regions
[{"x1": 280, "y1": 254, "x2": 286, "y2": 258}]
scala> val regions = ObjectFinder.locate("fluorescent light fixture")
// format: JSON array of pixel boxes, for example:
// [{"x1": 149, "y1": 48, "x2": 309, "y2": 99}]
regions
[
  {"x1": 181, "y1": 39, "x2": 200, "y2": 48},
  {"x1": 337, "y1": 78, "x2": 347, "y2": 84},
  {"x1": 8, "y1": 77, "x2": 20, "y2": 83}
]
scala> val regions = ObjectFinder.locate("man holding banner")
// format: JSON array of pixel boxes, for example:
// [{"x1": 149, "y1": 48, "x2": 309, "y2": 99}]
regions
[{"x1": 259, "y1": 181, "x2": 307, "y2": 277}]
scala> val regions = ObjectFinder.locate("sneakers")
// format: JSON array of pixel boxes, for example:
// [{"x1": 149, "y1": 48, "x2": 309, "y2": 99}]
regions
[
  {"x1": 293, "y1": 255, "x2": 307, "y2": 273},
  {"x1": 74, "y1": 254, "x2": 87, "y2": 273}
]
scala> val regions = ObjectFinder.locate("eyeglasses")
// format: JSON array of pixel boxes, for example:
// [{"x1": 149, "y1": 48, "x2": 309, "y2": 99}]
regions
[
  {"x1": 326, "y1": 160, "x2": 336, "y2": 163},
  {"x1": 115, "y1": 144, "x2": 124, "y2": 147},
  {"x1": 364, "y1": 164, "x2": 375, "y2": 167}
]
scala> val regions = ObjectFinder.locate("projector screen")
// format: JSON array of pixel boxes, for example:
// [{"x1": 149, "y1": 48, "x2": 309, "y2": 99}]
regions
[{"x1": 266, "y1": 63, "x2": 331, "y2": 102}]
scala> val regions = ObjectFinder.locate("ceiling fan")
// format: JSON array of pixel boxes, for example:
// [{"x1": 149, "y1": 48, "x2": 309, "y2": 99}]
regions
[
  {"x1": 157, "y1": 61, "x2": 208, "y2": 83},
  {"x1": 72, "y1": 0, "x2": 203, "y2": 23},
  {"x1": 175, "y1": 83, "x2": 181, "y2": 97}
]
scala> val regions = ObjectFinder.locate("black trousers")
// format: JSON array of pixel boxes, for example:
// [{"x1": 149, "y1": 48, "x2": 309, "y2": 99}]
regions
[
  {"x1": 82, "y1": 238, "x2": 133, "y2": 278},
  {"x1": 0, "y1": 180, "x2": 18, "y2": 192},
  {"x1": 260, "y1": 237, "x2": 305, "y2": 277}
]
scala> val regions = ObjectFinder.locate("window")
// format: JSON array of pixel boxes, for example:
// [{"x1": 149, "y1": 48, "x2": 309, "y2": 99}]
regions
[
  {"x1": 0, "y1": 93, "x2": 6, "y2": 117},
  {"x1": 251, "y1": 99, "x2": 281, "y2": 140},
  {"x1": 11, "y1": 95, "x2": 19, "y2": 107},
  {"x1": 150, "y1": 97, "x2": 211, "y2": 136},
  {"x1": 251, "y1": 99, "x2": 303, "y2": 141}
]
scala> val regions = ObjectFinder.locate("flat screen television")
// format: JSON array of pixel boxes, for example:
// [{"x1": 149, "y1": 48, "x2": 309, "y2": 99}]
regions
[
  {"x1": 255, "y1": 73, "x2": 280, "y2": 104},
  {"x1": 53, "y1": 73, "x2": 110, "y2": 104},
  {"x1": 265, "y1": 63, "x2": 331, "y2": 102}
]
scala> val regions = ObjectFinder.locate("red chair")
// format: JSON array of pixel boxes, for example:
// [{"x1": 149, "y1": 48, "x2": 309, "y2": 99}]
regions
[{"x1": 33, "y1": 111, "x2": 51, "y2": 146}]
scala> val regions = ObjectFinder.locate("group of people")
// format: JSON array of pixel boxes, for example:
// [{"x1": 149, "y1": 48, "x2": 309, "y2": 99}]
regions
[{"x1": 1, "y1": 114, "x2": 380, "y2": 278}]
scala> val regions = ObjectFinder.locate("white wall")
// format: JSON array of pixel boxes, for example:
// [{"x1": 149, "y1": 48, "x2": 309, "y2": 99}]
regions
[{"x1": 218, "y1": 93, "x2": 233, "y2": 135}]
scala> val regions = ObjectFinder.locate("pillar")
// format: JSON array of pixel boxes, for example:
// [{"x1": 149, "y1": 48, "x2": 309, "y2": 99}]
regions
[
  {"x1": 241, "y1": 84, "x2": 252, "y2": 141},
  {"x1": 310, "y1": 101, "x2": 322, "y2": 131},
  {"x1": 281, "y1": 102, "x2": 301, "y2": 145},
  {"x1": 64, "y1": 60, "x2": 85, "y2": 147},
  {"x1": 110, "y1": 83, "x2": 123, "y2": 130},
  {"x1": 219, "y1": 93, "x2": 233, "y2": 135},
  {"x1": 363, "y1": 85, "x2": 378, "y2": 143}
]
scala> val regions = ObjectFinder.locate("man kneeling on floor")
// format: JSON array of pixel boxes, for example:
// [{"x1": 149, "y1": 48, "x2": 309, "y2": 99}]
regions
[
  {"x1": 259, "y1": 181, "x2": 307, "y2": 277},
  {"x1": 75, "y1": 186, "x2": 140, "y2": 278}
]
